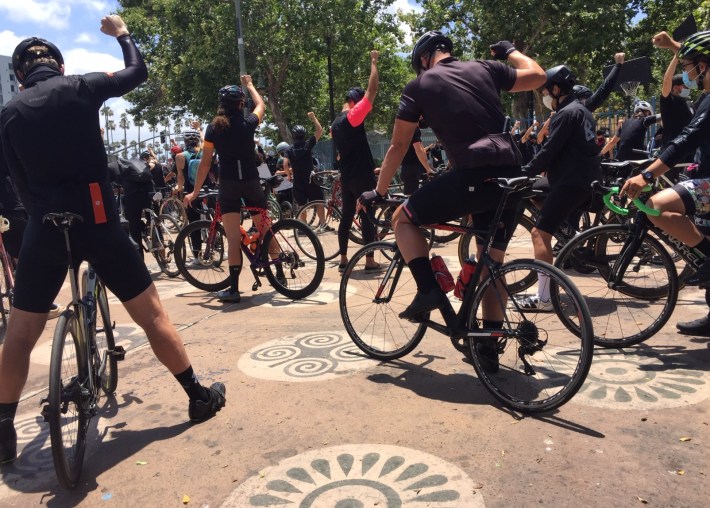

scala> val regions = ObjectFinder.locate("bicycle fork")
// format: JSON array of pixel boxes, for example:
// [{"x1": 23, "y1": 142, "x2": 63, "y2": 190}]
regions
[{"x1": 608, "y1": 216, "x2": 648, "y2": 289}]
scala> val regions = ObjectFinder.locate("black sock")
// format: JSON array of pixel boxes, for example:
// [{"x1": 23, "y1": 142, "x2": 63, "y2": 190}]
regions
[
  {"x1": 0, "y1": 402, "x2": 18, "y2": 422},
  {"x1": 174, "y1": 366, "x2": 209, "y2": 402},
  {"x1": 483, "y1": 320, "x2": 503, "y2": 329},
  {"x1": 275, "y1": 263, "x2": 285, "y2": 278},
  {"x1": 408, "y1": 257, "x2": 437, "y2": 293},
  {"x1": 692, "y1": 237, "x2": 710, "y2": 258},
  {"x1": 229, "y1": 265, "x2": 242, "y2": 293}
]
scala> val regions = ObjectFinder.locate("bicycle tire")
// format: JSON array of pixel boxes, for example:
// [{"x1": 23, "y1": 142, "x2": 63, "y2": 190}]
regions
[
  {"x1": 174, "y1": 220, "x2": 230, "y2": 292},
  {"x1": 261, "y1": 218, "x2": 325, "y2": 299},
  {"x1": 467, "y1": 259, "x2": 593, "y2": 413},
  {"x1": 0, "y1": 253, "x2": 11, "y2": 339},
  {"x1": 554, "y1": 224, "x2": 678, "y2": 347},
  {"x1": 152, "y1": 214, "x2": 181, "y2": 278},
  {"x1": 339, "y1": 241, "x2": 428, "y2": 360},
  {"x1": 296, "y1": 200, "x2": 341, "y2": 261},
  {"x1": 267, "y1": 195, "x2": 282, "y2": 223},
  {"x1": 95, "y1": 283, "x2": 117, "y2": 394},
  {"x1": 159, "y1": 197, "x2": 188, "y2": 229},
  {"x1": 47, "y1": 310, "x2": 88, "y2": 489}
]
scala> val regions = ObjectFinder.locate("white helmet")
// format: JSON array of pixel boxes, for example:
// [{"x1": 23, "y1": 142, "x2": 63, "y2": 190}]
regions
[
  {"x1": 633, "y1": 101, "x2": 654, "y2": 115},
  {"x1": 276, "y1": 142, "x2": 290, "y2": 155}
]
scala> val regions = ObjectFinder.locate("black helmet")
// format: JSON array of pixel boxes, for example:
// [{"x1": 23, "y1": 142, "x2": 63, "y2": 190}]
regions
[
  {"x1": 345, "y1": 87, "x2": 365, "y2": 104},
  {"x1": 139, "y1": 150, "x2": 151, "y2": 161},
  {"x1": 573, "y1": 84, "x2": 593, "y2": 100},
  {"x1": 411, "y1": 31, "x2": 453, "y2": 75},
  {"x1": 12, "y1": 37, "x2": 64, "y2": 84},
  {"x1": 678, "y1": 30, "x2": 710, "y2": 61},
  {"x1": 183, "y1": 130, "x2": 201, "y2": 147},
  {"x1": 218, "y1": 84, "x2": 246, "y2": 104},
  {"x1": 291, "y1": 125, "x2": 307, "y2": 141},
  {"x1": 544, "y1": 65, "x2": 576, "y2": 93}
]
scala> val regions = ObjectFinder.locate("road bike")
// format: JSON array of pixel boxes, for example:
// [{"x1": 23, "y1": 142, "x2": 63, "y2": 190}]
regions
[
  {"x1": 0, "y1": 215, "x2": 16, "y2": 340},
  {"x1": 339, "y1": 177, "x2": 594, "y2": 413},
  {"x1": 40, "y1": 212, "x2": 125, "y2": 489},
  {"x1": 158, "y1": 186, "x2": 188, "y2": 229},
  {"x1": 141, "y1": 192, "x2": 181, "y2": 277}
]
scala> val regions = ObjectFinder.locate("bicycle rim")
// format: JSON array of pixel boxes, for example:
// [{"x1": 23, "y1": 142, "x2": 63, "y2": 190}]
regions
[
  {"x1": 262, "y1": 219, "x2": 325, "y2": 299},
  {"x1": 296, "y1": 201, "x2": 340, "y2": 261},
  {"x1": 47, "y1": 310, "x2": 87, "y2": 489},
  {"x1": 160, "y1": 197, "x2": 187, "y2": 229},
  {"x1": 175, "y1": 220, "x2": 230, "y2": 292},
  {"x1": 339, "y1": 241, "x2": 427, "y2": 360},
  {"x1": 154, "y1": 214, "x2": 181, "y2": 278},
  {"x1": 467, "y1": 260, "x2": 593, "y2": 413},
  {"x1": 555, "y1": 224, "x2": 678, "y2": 347},
  {"x1": 95, "y1": 284, "x2": 117, "y2": 394}
]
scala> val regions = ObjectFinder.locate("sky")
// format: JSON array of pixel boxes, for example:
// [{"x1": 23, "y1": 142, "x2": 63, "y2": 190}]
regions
[{"x1": 0, "y1": 0, "x2": 422, "y2": 147}]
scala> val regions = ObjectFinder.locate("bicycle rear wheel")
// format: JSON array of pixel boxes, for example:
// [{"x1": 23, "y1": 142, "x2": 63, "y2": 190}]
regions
[
  {"x1": 159, "y1": 197, "x2": 188, "y2": 229},
  {"x1": 95, "y1": 283, "x2": 117, "y2": 394},
  {"x1": 467, "y1": 260, "x2": 593, "y2": 413},
  {"x1": 152, "y1": 214, "x2": 181, "y2": 278},
  {"x1": 261, "y1": 218, "x2": 325, "y2": 299},
  {"x1": 339, "y1": 241, "x2": 428, "y2": 360},
  {"x1": 296, "y1": 200, "x2": 340, "y2": 261},
  {"x1": 46, "y1": 310, "x2": 88, "y2": 489},
  {"x1": 174, "y1": 220, "x2": 230, "y2": 292},
  {"x1": 554, "y1": 224, "x2": 678, "y2": 347},
  {"x1": 0, "y1": 254, "x2": 11, "y2": 342}
]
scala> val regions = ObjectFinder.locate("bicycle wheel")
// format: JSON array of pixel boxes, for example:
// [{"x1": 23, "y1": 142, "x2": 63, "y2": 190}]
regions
[
  {"x1": 159, "y1": 197, "x2": 188, "y2": 229},
  {"x1": 0, "y1": 254, "x2": 11, "y2": 340},
  {"x1": 267, "y1": 196, "x2": 282, "y2": 222},
  {"x1": 296, "y1": 200, "x2": 341, "y2": 261},
  {"x1": 152, "y1": 214, "x2": 181, "y2": 278},
  {"x1": 339, "y1": 241, "x2": 427, "y2": 360},
  {"x1": 46, "y1": 310, "x2": 88, "y2": 489},
  {"x1": 95, "y1": 283, "x2": 117, "y2": 394},
  {"x1": 467, "y1": 260, "x2": 593, "y2": 413},
  {"x1": 554, "y1": 224, "x2": 678, "y2": 347},
  {"x1": 174, "y1": 220, "x2": 230, "y2": 292},
  {"x1": 260, "y1": 218, "x2": 325, "y2": 299}
]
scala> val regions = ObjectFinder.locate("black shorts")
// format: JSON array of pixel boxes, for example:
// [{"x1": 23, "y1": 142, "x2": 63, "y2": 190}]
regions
[
  {"x1": 400, "y1": 164, "x2": 425, "y2": 195},
  {"x1": 293, "y1": 182, "x2": 324, "y2": 206},
  {"x1": 13, "y1": 217, "x2": 153, "y2": 313},
  {"x1": 218, "y1": 178, "x2": 268, "y2": 214},
  {"x1": 535, "y1": 184, "x2": 592, "y2": 235},
  {"x1": 404, "y1": 168, "x2": 522, "y2": 250}
]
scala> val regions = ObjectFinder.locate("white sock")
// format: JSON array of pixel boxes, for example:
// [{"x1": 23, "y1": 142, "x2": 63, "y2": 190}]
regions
[{"x1": 537, "y1": 273, "x2": 551, "y2": 302}]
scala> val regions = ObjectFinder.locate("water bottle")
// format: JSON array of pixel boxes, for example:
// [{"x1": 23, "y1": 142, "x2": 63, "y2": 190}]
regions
[
  {"x1": 430, "y1": 254, "x2": 455, "y2": 293},
  {"x1": 454, "y1": 257, "x2": 477, "y2": 300},
  {"x1": 240, "y1": 226, "x2": 250, "y2": 247}
]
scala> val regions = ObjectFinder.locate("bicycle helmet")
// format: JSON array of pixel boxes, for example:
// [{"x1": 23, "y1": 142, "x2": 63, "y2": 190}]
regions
[
  {"x1": 633, "y1": 100, "x2": 654, "y2": 115},
  {"x1": 276, "y1": 141, "x2": 290, "y2": 155},
  {"x1": 573, "y1": 84, "x2": 593, "y2": 100},
  {"x1": 678, "y1": 30, "x2": 710, "y2": 61},
  {"x1": 218, "y1": 84, "x2": 246, "y2": 104},
  {"x1": 345, "y1": 87, "x2": 365, "y2": 104},
  {"x1": 410, "y1": 30, "x2": 454, "y2": 75},
  {"x1": 139, "y1": 150, "x2": 151, "y2": 161},
  {"x1": 12, "y1": 37, "x2": 64, "y2": 84},
  {"x1": 170, "y1": 145, "x2": 183, "y2": 155},
  {"x1": 544, "y1": 65, "x2": 576, "y2": 93},
  {"x1": 183, "y1": 130, "x2": 201, "y2": 147},
  {"x1": 291, "y1": 125, "x2": 307, "y2": 141}
]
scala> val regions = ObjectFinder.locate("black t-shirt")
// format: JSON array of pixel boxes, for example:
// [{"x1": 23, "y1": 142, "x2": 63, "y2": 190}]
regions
[
  {"x1": 396, "y1": 57, "x2": 516, "y2": 170},
  {"x1": 401, "y1": 128, "x2": 423, "y2": 167},
  {"x1": 616, "y1": 116, "x2": 657, "y2": 161},
  {"x1": 204, "y1": 113, "x2": 260, "y2": 181},
  {"x1": 285, "y1": 136, "x2": 317, "y2": 188},
  {"x1": 429, "y1": 143, "x2": 444, "y2": 166},
  {"x1": 331, "y1": 111, "x2": 376, "y2": 183},
  {"x1": 660, "y1": 93, "x2": 710, "y2": 177},
  {"x1": 660, "y1": 93, "x2": 694, "y2": 154}
]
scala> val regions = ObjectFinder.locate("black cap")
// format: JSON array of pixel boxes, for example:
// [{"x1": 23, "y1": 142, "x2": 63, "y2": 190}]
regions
[{"x1": 672, "y1": 74, "x2": 685, "y2": 87}]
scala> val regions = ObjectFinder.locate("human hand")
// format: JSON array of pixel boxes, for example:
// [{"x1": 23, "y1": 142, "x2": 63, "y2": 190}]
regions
[
  {"x1": 652, "y1": 31, "x2": 676, "y2": 50},
  {"x1": 620, "y1": 174, "x2": 646, "y2": 200},
  {"x1": 100, "y1": 15, "x2": 129, "y2": 37},
  {"x1": 357, "y1": 189, "x2": 386, "y2": 213},
  {"x1": 370, "y1": 50, "x2": 379, "y2": 63},
  {"x1": 614, "y1": 52, "x2": 625, "y2": 64},
  {"x1": 190, "y1": 120, "x2": 201, "y2": 130},
  {"x1": 240, "y1": 75, "x2": 253, "y2": 87},
  {"x1": 183, "y1": 191, "x2": 196, "y2": 207},
  {"x1": 307, "y1": 111, "x2": 316, "y2": 121},
  {"x1": 490, "y1": 41, "x2": 516, "y2": 60}
]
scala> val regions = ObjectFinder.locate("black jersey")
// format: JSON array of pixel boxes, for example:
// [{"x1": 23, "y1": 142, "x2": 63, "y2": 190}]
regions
[
  {"x1": 660, "y1": 93, "x2": 694, "y2": 153},
  {"x1": 0, "y1": 139, "x2": 23, "y2": 213},
  {"x1": 401, "y1": 128, "x2": 423, "y2": 167},
  {"x1": 0, "y1": 35, "x2": 146, "y2": 223},
  {"x1": 204, "y1": 113, "x2": 260, "y2": 181},
  {"x1": 285, "y1": 136, "x2": 317, "y2": 189},
  {"x1": 331, "y1": 109, "x2": 376, "y2": 184},
  {"x1": 616, "y1": 116, "x2": 657, "y2": 161},
  {"x1": 396, "y1": 57, "x2": 516, "y2": 170},
  {"x1": 660, "y1": 93, "x2": 710, "y2": 178}
]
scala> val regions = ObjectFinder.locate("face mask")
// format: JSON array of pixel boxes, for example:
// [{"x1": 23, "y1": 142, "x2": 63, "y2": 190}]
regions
[
  {"x1": 679, "y1": 88, "x2": 691, "y2": 98},
  {"x1": 542, "y1": 95, "x2": 554, "y2": 110},
  {"x1": 683, "y1": 69, "x2": 699, "y2": 89}
]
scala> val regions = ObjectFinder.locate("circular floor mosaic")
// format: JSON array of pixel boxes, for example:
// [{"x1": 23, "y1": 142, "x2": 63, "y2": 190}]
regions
[
  {"x1": 238, "y1": 332, "x2": 372, "y2": 382},
  {"x1": 221, "y1": 444, "x2": 484, "y2": 507},
  {"x1": 249, "y1": 282, "x2": 340, "y2": 308}
]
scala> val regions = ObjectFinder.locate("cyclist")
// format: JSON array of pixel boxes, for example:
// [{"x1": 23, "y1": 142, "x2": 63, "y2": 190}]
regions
[
  {"x1": 0, "y1": 15, "x2": 225, "y2": 464},
  {"x1": 573, "y1": 52, "x2": 625, "y2": 112},
  {"x1": 283, "y1": 114, "x2": 330, "y2": 228},
  {"x1": 358, "y1": 32, "x2": 545, "y2": 369},
  {"x1": 601, "y1": 100, "x2": 659, "y2": 160},
  {"x1": 621, "y1": 30, "x2": 710, "y2": 336},
  {"x1": 185, "y1": 78, "x2": 285, "y2": 303},
  {"x1": 399, "y1": 126, "x2": 434, "y2": 196},
  {"x1": 522, "y1": 65, "x2": 602, "y2": 310},
  {"x1": 331, "y1": 50, "x2": 381, "y2": 273},
  {"x1": 175, "y1": 129, "x2": 204, "y2": 261}
]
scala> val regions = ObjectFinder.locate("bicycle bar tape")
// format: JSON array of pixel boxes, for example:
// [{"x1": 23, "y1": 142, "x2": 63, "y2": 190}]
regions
[{"x1": 603, "y1": 185, "x2": 661, "y2": 217}]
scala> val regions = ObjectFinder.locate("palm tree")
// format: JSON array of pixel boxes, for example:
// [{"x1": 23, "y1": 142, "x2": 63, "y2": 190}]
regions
[
  {"x1": 119, "y1": 112, "x2": 131, "y2": 157},
  {"x1": 147, "y1": 120, "x2": 157, "y2": 145},
  {"x1": 100, "y1": 105, "x2": 113, "y2": 147},
  {"x1": 129, "y1": 140, "x2": 138, "y2": 157},
  {"x1": 134, "y1": 115, "x2": 145, "y2": 146},
  {"x1": 106, "y1": 120, "x2": 116, "y2": 146},
  {"x1": 161, "y1": 117, "x2": 171, "y2": 144}
]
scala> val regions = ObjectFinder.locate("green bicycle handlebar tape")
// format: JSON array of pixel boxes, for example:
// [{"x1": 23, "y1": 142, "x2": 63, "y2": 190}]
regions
[{"x1": 603, "y1": 186, "x2": 661, "y2": 217}]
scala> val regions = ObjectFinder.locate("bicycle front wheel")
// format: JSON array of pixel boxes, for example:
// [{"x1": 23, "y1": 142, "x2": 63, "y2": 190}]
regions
[
  {"x1": 174, "y1": 220, "x2": 230, "y2": 292},
  {"x1": 467, "y1": 260, "x2": 594, "y2": 413},
  {"x1": 152, "y1": 214, "x2": 181, "y2": 278},
  {"x1": 339, "y1": 241, "x2": 427, "y2": 360},
  {"x1": 554, "y1": 224, "x2": 678, "y2": 347},
  {"x1": 46, "y1": 310, "x2": 88, "y2": 489},
  {"x1": 261, "y1": 218, "x2": 325, "y2": 299},
  {"x1": 159, "y1": 197, "x2": 188, "y2": 229},
  {"x1": 296, "y1": 200, "x2": 341, "y2": 261}
]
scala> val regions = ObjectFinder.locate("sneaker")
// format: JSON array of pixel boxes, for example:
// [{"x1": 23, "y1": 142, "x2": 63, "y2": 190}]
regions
[
  {"x1": 215, "y1": 289, "x2": 241, "y2": 303},
  {"x1": 338, "y1": 263, "x2": 348, "y2": 274},
  {"x1": 188, "y1": 257, "x2": 204, "y2": 267},
  {"x1": 316, "y1": 223, "x2": 335, "y2": 233},
  {"x1": 0, "y1": 418, "x2": 17, "y2": 464},
  {"x1": 399, "y1": 288, "x2": 449, "y2": 321},
  {"x1": 676, "y1": 314, "x2": 710, "y2": 337},
  {"x1": 48, "y1": 303, "x2": 64, "y2": 320},
  {"x1": 475, "y1": 338, "x2": 500, "y2": 374},
  {"x1": 188, "y1": 382, "x2": 226, "y2": 423},
  {"x1": 684, "y1": 260, "x2": 710, "y2": 288},
  {"x1": 517, "y1": 295, "x2": 553, "y2": 312}
]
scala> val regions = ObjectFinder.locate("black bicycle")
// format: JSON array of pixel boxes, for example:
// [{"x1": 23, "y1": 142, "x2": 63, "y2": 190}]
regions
[{"x1": 339, "y1": 177, "x2": 594, "y2": 413}]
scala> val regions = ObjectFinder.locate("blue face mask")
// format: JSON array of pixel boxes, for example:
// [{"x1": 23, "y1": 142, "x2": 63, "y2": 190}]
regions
[
  {"x1": 680, "y1": 88, "x2": 691, "y2": 98},
  {"x1": 683, "y1": 69, "x2": 699, "y2": 89}
]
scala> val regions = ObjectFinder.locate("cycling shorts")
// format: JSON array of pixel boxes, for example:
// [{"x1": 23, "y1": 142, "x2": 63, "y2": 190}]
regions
[
  {"x1": 674, "y1": 178, "x2": 710, "y2": 216},
  {"x1": 403, "y1": 168, "x2": 522, "y2": 251},
  {"x1": 13, "y1": 217, "x2": 153, "y2": 313},
  {"x1": 535, "y1": 184, "x2": 592, "y2": 235},
  {"x1": 218, "y1": 177, "x2": 268, "y2": 214},
  {"x1": 293, "y1": 182, "x2": 324, "y2": 207}
]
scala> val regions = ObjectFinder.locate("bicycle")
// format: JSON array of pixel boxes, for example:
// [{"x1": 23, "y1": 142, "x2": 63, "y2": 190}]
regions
[
  {"x1": 158, "y1": 186, "x2": 188, "y2": 229},
  {"x1": 339, "y1": 177, "x2": 594, "y2": 413},
  {"x1": 0, "y1": 215, "x2": 16, "y2": 338},
  {"x1": 141, "y1": 191, "x2": 181, "y2": 278},
  {"x1": 174, "y1": 197, "x2": 325, "y2": 299},
  {"x1": 39, "y1": 212, "x2": 125, "y2": 489}
]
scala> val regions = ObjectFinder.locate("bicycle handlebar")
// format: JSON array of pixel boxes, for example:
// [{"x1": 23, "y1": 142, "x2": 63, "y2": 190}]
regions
[{"x1": 592, "y1": 181, "x2": 660, "y2": 217}]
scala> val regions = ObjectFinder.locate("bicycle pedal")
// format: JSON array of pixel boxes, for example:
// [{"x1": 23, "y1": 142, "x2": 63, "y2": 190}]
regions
[{"x1": 110, "y1": 345, "x2": 126, "y2": 361}]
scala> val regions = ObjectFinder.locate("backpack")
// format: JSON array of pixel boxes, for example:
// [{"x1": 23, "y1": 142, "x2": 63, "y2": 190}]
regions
[
  {"x1": 117, "y1": 157, "x2": 152, "y2": 183},
  {"x1": 182, "y1": 150, "x2": 202, "y2": 185}
]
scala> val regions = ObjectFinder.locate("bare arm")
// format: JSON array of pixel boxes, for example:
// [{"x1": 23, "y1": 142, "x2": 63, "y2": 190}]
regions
[
  {"x1": 283, "y1": 157, "x2": 292, "y2": 180},
  {"x1": 241, "y1": 75, "x2": 266, "y2": 121},
  {"x1": 521, "y1": 122, "x2": 538, "y2": 143},
  {"x1": 364, "y1": 51, "x2": 379, "y2": 105},
  {"x1": 175, "y1": 153, "x2": 185, "y2": 193},
  {"x1": 308, "y1": 111, "x2": 323, "y2": 141},
  {"x1": 653, "y1": 32, "x2": 682, "y2": 98},
  {"x1": 507, "y1": 51, "x2": 546, "y2": 92},
  {"x1": 374, "y1": 119, "x2": 418, "y2": 196},
  {"x1": 600, "y1": 135, "x2": 620, "y2": 156},
  {"x1": 413, "y1": 142, "x2": 432, "y2": 173}
]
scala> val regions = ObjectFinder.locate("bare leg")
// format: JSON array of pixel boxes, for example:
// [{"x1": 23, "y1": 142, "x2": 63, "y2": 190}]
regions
[
  {"x1": 221, "y1": 212, "x2": 243, "y2": 266},
  {"x1": 0, "y1": 309, "x2": 49, "y2": 402},
  {"x1": 647, "y1": 190, "x2": 703, "y2": 246},
  {"x1": 393, "y1": 205, "x2": 429, "y2": 262},
  {"x1": 475, "y1": 246, "x2": 506, "y2": 322}
]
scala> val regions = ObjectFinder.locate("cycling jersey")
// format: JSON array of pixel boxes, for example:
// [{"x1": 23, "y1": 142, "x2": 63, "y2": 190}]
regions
[
  {"x1": 0, "y1": 34, "x2": 146, "y2": 223},
  {"x1": 204, "y1": 112, "x2": 260, "y2": 181},
  {"x1": 331, "y1": 100, "x2": 376, "y2": 183},
  {"x1": 584, "y1": 63, "x2": 621, "y2": 113},
  {"x1": 661, "y1": 93, "x2": 710, "y2": 178},
  {"x1": 396, "y1": 57, "x2": 516, "y2": 170},
  {"x1": 285, "y1": 136, "x2": 317, "y2": 189},
  {"x1": 615, "y1": 116, "x2": 657, "y2": 161},
  {"x1": 401, "y1": 128, "x2": 422, "y2": 166},
  {"x1": 659, "y1": 93, "x2": 694, "y2": 153}
]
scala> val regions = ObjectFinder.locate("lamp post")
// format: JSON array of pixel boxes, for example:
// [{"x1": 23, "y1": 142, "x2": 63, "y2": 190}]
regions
[
  {"x1": 326, "y1": 32, "x2": 337, "y2": 169},
  {"x1": 234, "y1": 0, "x2": 247, "y2": 76}
]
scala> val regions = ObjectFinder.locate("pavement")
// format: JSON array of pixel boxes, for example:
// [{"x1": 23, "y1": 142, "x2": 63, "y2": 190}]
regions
[{"x1": 0, "y1": 236, "x2": 709, "y2": 507}]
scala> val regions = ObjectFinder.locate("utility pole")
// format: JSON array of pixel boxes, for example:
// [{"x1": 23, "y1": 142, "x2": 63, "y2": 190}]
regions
[{"x1": 234, "y1": 0, "x2": 247, "y2": 76}]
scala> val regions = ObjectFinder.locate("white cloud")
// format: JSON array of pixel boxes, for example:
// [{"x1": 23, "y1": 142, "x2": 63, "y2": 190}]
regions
[
  {"x1": 74, "y1": 32, "x2": 98, "y2": 44},
  {"x1": 0, "y1": 30, "x2": 26, "y2": 56},
  {"x1": 63, "y1": 47, "x2": 124, "y2": 75},
  {"x1": 0, "y1": 0, "x2": 71, "y2": 30},
  {"x1": 387, "y1": 0, "x2": 423, "y2": 46}
]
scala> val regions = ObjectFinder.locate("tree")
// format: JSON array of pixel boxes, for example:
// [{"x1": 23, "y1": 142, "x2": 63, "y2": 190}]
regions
[
  {"x1": 106, "y1": 120, "x2": 116, "y2": 145},
  {"x1": 134, "y1": 114, "x2": 145, "y2": 145},
  {"x1": 119, "y1": 112, "x2": 131, "y2": 157},
  {"x1": 100, "y1": 105, "x2": 114, "y2": 146}
]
